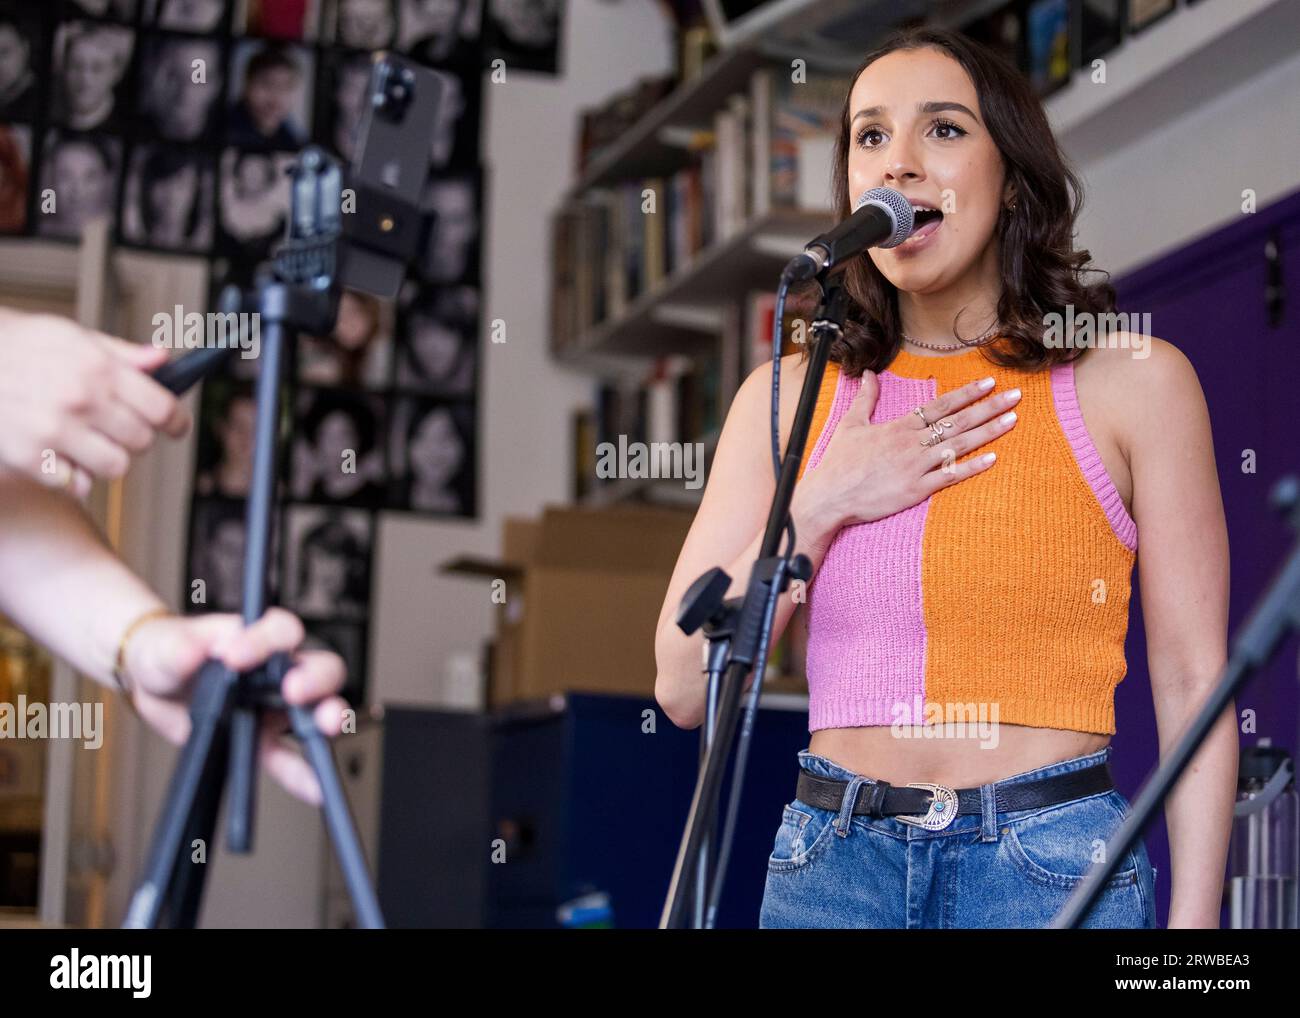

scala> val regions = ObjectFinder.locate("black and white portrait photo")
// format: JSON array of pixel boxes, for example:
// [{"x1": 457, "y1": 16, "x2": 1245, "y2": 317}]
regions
[
  {"x1": 52, "y1": 21, "x2": 135, "y2": 133},
  {"x1": 388, "y1": 396, "x2": 474, "y2": 515},
  {"x1": 240, "y1": 0, "x2": 320, "y2": 41},
  {"x1": 136, "y1": 34, "x2": 225, "y2": 143},
  {"x1": 417, "y1": 168, "x2": 480, "y2": 285},
  {"x1": 143, "y1": 0, "x2": 230, "y2": 33},
  {"x1": 291, "y1": 387, "x2": 387, "y2": 507},
  {"x1": 36, "y1": 129, "x2": 122, "y2": 240},
  {"x1": 332, "y1": 0, "x2": 397, "y2": 50},
  {"x1": 485, "y1": 0, "x2": 561, "y2": 74},
  {"x1": 0, "y1": 10, "x2": 41, "y2": 122},
  {"x1": 395, "y1": 284, "x2": 477, "y2": 396},
  {"x1": 315, "y1": 48, "x2": 370, "y2": 164},
  {"x1": 0, "y1": 123, "x2": 30, "y2": 234},
  {"x1": 217, "y1": 146, "x2": 293, "y2": 258},
  {"x1": 400, "y1": 0, "x2": 482, "y2": 66},
  {"x1": 61, "y1": 0, "x2": 138, "y2": 21},
  {"x1": 227, "y1": 40, "x2": 313, "y2": 150},
  {"x1": 425, "y1": 63, "x2": 479, "y2": 171},
  {"x1": 122, "y1": 144, "x2": 214, "y2": 251},
  {"x1": 194, "y1": 377, "x2": 256, "y2": 499},
  {"x1": 298, "y1": 288, "x2": 394, "y2": 389},
  {"x1": 186, "y1": 497, "x2": 282, "y2": 613},
  {"x1": 283, "y1": 505, "x2": 373, "y2": 620},
  {"x1": 303, "y1": 619, "x2": 367, "y2": 704}
]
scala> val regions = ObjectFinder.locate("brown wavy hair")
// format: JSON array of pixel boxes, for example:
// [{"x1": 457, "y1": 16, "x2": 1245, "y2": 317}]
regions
[{"x1": 809, "y1": 26, "x2": 1115, "y2": 378}]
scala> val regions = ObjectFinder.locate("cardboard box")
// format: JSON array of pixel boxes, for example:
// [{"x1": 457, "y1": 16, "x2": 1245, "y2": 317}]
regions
[{"x1": 443, "y1": 504, "x2": 694, "y2": 706}]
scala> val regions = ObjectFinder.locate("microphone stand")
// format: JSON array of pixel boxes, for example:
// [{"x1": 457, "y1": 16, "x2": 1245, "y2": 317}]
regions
[
  {"x1": 659, "y1": 276, "x2": 846, "y2": 928},
  {"x1": 1053, "y1": 475, "x2": 1300, "y2": 928},
  {"x1": 693, "y1": 633, "x2": 725, "y2": 929},
  {"x1": 123, "y1": 148, "x2": 384, "y2": 929}
]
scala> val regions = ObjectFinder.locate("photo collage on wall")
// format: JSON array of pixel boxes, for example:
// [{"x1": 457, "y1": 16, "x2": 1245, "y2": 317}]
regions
[{"x1": 0, "y1": 0, "x2": 566, "y2": 705}]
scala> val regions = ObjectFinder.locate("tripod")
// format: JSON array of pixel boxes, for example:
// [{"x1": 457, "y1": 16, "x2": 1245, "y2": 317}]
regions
[{"x1": 123, "y1": 149, "x2": 384, "y2": 929}]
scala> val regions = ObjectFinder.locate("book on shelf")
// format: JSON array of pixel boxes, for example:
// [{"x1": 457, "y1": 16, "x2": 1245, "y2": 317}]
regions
[
  {"x1": 576, "y1": 74, "x2": 677, "y2": 177},
  {"x1": 571, "y1": 407, "x2": 597, "y2": 502},
  {"x1": 713, "y1": 94, "x2": 752, "y2": 243},
  {"x1": 643, "y1": 176, "x2": 668, "y2": 292},
  {"x1": 757, "y1": 65, "x2": 850, "y2": 212},
  {"x1": 549, "y1": 208, "x2": 575, "y2": 355},
  {"x1": 750, "y1": 67, "x2": 772, "y2": 218},
  {"x1": 585, "y1": 350, "x2": 725, "y2": 499},
  {"x1": 551, "y1": 64, "x2": 849, "y2": 355}
]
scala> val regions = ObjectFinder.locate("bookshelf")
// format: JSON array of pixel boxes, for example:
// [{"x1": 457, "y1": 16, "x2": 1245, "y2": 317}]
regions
[
  {"x1": 563, "y1": 46, "x2": 771, "y2": 200},
  {"x1": 556, "y1": 205, "x2": 832, "y2": 365},
  {"x1": 553, "y1": 0, "x2": 1286, "y2": 511},
  {"x1": 581, "y1": 428, "x2": 722, "y2": 509}
]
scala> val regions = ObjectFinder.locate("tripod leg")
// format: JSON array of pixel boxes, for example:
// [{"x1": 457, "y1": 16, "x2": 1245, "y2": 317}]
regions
[
  {"x1": 289, "y1": 704, "x2": 385, "y2": 928},
  {"x1": 123, "y1": 660, "x2": 237, "y2": 929},
  {"x1": 165, "y1": 722, "x2": 230, "y2": 927},
  {"x1": 227, "y1": 705, "x2": 260, "y2": 852}
]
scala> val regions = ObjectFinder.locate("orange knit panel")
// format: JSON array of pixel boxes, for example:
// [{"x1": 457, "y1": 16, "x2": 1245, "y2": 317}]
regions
[{"x1": 918, "y1": 363, "x2": 1135, "y2": 734}]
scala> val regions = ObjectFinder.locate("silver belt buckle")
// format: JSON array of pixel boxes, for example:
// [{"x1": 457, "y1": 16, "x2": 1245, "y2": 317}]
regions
[{"x1": 895, "y1": 782, "x2": 959, "y2": 831}]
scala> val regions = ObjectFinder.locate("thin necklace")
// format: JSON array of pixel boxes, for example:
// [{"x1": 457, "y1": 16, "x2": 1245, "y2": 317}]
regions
[{"x1": 901, "y1": 324, "x2": 1002, "y2": 352}]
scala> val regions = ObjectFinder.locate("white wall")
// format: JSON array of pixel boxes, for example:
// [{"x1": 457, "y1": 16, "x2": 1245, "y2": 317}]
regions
[
  {"x1": 102, "y1": 0, "x2": 680, "y2": 927},
  {"x1": 369, "y1": 0, "x2": 676, "y2": 708},
  {"x1": 375, "y1": 0, "x2": 1300, "y2": 713},
  {"x1": 1062, "y1": 23, "x2": 1300, "y2": 279},
  {"x1": 24, "y1": 0, "x2": 1300, "y2": 928}
]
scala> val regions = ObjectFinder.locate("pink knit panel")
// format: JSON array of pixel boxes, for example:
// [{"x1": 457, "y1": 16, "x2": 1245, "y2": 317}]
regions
[
  {"x1": 1049, "y1": 362, "x2": 1138, "y2": 552},
  {"x1": 803, "y1": 370, "x2": 938, "y2": 731}
]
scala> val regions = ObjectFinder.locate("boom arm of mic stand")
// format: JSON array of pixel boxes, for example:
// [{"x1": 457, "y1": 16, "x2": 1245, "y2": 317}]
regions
[{"x1": 659, "y1": 281, "x2": 849, "y2": 929}]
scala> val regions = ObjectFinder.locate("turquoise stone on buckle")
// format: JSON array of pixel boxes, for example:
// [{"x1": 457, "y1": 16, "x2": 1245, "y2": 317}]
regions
[{"x1": 894, "y1": 782, "x2": 960, "y2": 831}]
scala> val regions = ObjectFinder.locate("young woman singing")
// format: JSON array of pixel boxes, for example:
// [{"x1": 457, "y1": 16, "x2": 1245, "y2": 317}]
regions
[{"x1": 655, "y1": 27, "x2": 1233, "y2": 929}]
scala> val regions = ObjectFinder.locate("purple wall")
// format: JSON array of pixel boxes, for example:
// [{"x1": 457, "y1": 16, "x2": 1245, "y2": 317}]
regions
[{"x1": 1110, "y1": 185, "x2": 1300, "y2": 927}]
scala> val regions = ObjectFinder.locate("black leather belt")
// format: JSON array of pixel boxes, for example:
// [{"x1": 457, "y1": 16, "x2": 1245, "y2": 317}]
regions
[{"x1": 794, "y1": 760, "x2": 1114, "y2": 831}]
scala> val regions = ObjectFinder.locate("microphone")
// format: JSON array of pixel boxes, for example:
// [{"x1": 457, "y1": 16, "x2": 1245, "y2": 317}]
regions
[{"x1": 783, "y1": 186, "x2": 915, "y2": 282}]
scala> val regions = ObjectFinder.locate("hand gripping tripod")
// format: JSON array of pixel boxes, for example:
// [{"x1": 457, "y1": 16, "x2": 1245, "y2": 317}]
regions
[{"x1": 123, "y1": 148, "x2": 384, "y2": 929}]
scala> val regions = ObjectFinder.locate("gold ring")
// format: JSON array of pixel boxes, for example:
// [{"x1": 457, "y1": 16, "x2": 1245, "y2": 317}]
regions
[{"x1": 913, "y1": 405, "x2": 931, "y2": 428}]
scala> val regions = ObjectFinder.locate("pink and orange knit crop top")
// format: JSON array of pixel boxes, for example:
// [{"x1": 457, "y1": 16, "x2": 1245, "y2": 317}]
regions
[{"x1": 795, "y1": 342, "x2": 1138, "y2": 736}]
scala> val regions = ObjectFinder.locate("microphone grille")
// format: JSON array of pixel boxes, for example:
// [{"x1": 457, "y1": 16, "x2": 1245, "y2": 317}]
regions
[{"x1": 854, "y1": 187, "x2": 915, "y2": 248}]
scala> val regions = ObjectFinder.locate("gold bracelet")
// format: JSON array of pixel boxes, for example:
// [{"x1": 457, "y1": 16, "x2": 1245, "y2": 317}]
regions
[{"x1": 113, "y1": 607, "x2": 172, "y2": 696}]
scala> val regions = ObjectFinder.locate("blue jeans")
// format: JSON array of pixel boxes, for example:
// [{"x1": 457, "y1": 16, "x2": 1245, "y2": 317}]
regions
[{"x1": 759, "y1": 745, "x2": 1159, "y2": 928}]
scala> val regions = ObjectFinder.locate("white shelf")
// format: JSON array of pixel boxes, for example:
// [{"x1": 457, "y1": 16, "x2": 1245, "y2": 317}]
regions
[
  {"x1": 1046, "y1": 0, "x2": 1300, "y2": 165},
  {"x1": 565, "y1": 0, "x2": 975, "y2": 196},
  {"x1": 556, "y1": 206, "x2": 832, "y2": 365}
]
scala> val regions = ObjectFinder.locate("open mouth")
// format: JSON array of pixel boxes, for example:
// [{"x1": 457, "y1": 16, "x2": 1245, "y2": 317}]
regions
[{"x1": 901, "y1": 207, "x2": 944, "y2": 247}]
